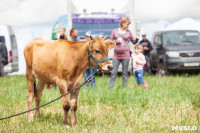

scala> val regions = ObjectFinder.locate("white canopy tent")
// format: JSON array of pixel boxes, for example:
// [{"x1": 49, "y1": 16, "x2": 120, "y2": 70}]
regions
[{"x1": 163, "y1": 18, "x2": 200, "y2": 32}]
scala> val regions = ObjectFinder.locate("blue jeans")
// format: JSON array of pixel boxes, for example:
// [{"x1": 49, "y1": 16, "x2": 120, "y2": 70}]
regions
[
  {"x1": 84, "y1": 66, "x2": 96, "y2": 87},
  {"x1": 134, "y1": 69, "x2": 145, "y2": 85}
]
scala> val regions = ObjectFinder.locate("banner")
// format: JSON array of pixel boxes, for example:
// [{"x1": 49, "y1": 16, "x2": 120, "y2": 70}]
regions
[{"x1": 72, "y1": 13, "x2": 126, "y2": 24}]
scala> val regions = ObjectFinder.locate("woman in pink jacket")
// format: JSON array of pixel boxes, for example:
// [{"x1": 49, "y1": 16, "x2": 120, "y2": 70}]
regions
[{"x1": 109, "y1": 17, "x2": 139, "y2": 88}]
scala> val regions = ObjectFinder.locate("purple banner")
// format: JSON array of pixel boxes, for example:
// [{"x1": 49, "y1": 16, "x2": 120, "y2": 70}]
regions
[{"x1": 72, "y1": 13, "x2": 126, "y2": 24}]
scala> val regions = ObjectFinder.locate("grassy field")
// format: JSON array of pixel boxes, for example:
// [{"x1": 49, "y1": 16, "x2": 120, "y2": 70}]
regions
[{"x1": 0, "y1": 74, "x2": 199, "y2": 132}]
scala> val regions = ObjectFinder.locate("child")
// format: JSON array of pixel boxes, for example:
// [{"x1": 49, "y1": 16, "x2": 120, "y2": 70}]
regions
[
  {"x1": 54, "y1": 26, "x2": 69, "y2": 40},
  {"x1": 132, "y1": 44, "x2": 148, "y2": 89}
]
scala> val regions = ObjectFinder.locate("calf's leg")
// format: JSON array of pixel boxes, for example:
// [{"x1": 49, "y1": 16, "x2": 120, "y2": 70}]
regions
[
  {"x1": 26, "y1": 68, "x2": 35, "y2": 122},
  {"x1": 70, "y1": 86, "x2": 80, "y2": 125},
  {"x1": 57, "y1": 80, "x2": 70, "y2": 125},
  {"x1": 34, "y1": 80, "x2": 45, "y2": 116}
]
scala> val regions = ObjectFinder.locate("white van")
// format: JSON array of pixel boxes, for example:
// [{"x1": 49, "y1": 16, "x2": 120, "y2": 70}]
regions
[{"x1": 0, "y1": 25, "x2": 18, "y2": 73}]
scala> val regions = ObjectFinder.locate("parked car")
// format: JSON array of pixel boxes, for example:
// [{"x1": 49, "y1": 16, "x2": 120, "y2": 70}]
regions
[
  {"x1": 150, "y1": 30, "x2": 200, "y2": 75},
  {"x1": 0, "y1": 25, "x2": 19, "y2": 74}
]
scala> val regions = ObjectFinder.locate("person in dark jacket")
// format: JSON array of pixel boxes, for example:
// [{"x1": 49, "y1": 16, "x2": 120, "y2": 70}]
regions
[
  {"x1": 139, "y1": 33, "x2": 152, "y2": 75},
  {"x1": 0, "y1": 39, "x2": 8, "y2": 77}
]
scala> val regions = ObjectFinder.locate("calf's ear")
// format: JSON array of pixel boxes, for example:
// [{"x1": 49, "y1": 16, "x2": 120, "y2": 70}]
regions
[
  {"x1": 90, "y1": 36, "x2": 94, "y2": 40},
  {"x1": 88, "y1": 40, "x2": 95, "y2": 51},
  {"x1": 105, "y1": 40, "x2": 116, "y2": 50}
]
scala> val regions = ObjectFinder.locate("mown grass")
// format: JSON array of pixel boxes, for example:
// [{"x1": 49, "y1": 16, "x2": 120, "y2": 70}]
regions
[{"x1": 0, "y1": 74, "x2": 199, "y2": 132}]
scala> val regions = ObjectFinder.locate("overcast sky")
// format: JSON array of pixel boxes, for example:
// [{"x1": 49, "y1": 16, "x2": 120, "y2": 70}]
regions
[
  {"x1": 134, "y1": 0, "x2": 200, "y2": 22},
  {"x1": 1, "y1": 0, "x2": 200, "y2": 26},
  {"x1": 0, "y1": 0, "x2": 200, "y2": 39}
]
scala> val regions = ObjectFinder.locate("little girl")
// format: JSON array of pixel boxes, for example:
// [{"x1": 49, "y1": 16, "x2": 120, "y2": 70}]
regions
[{"x1": 132, "y1": 44, "x2": 148, "y2": 89}]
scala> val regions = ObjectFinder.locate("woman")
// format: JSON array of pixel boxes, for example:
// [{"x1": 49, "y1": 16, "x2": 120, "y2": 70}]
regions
[
  {"x1": 109, "y1": 17, "x2": 139, "y2": 88},
  {"x1": 54, "y1": 26, "x2": 69, "y2": 40}
]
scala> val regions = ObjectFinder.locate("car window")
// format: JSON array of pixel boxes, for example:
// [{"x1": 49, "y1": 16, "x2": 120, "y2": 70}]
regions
[
  {"x1": 0, "y1": 36, "x2": 6, "y2": 44},
  {"x1": 154, "y1": 35, "x2": 161, "y2": 46},
  {"x1": 163, "y1": 31, "x2": 200, "y2": 45}
]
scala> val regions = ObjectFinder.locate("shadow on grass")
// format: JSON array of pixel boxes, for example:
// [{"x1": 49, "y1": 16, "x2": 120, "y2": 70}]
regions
[
  {"x1": 35, "y1": 111, "x2": 64, "y2": 125},
  {"x1": 34, "y1": 111, "x2": 97, "y2": 129}
]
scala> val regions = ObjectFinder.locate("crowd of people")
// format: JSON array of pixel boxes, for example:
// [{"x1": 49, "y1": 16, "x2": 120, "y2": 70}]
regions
[
  {"x1": 0, "y1": 17, "x2": 152, "y2": 90},
  {"x1": 52, "y1": 17, "x2": 152, "y2": 89}
]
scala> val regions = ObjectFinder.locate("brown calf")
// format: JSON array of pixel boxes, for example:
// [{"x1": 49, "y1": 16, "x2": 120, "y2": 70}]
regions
[{"x1": 24, "y1": 38, "x2": 115, "y2": 125}]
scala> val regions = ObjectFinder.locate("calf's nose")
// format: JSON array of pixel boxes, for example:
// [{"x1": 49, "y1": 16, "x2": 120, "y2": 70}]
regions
[{"x1": 107, "y1": 64, "x2": 113, "y2": 70}]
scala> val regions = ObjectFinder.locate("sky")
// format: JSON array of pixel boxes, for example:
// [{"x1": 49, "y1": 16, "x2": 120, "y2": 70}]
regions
[
  {"x1": 0, "y1": 0, "x2": 200, "y2": 39},
  {"x1": 134, "y1": 0, "x2": 200, "y2": 22}
]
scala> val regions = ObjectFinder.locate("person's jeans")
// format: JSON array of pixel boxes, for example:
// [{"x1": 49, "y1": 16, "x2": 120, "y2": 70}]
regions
[
  {"x1": 144, "y1": 55, "x2": 151, "y2": 75},
  {"x1": 0, "y1": 58, "x2": 6, "y2": 77},
  {"x1": 134, "y1": 69, "x2": 145, "y2": 85},
  {"x1": 84, "y1": 66, "x2": 96, "y2": 88},
  {"x1": 109, "y1": 59, "x2": 130, "y2": 87}
]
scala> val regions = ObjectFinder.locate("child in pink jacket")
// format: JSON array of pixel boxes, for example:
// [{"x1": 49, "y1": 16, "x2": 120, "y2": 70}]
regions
[{"x1": 132, "y1": 44, "x2": 148, "y2": 89}]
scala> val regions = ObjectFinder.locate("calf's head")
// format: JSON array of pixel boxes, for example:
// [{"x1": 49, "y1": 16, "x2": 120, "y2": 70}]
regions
[{"x1": 88, "y1": 37, "x2": 115, "y2": 71}]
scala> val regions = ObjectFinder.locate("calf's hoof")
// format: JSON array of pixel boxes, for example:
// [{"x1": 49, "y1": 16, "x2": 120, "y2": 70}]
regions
[
  {"x1": 63, "y1": 120, "x2": 69, "y2": 125},
  {"x1": 27, "y1": 113, "x2": 34, "y2": 122},
  {"x1": 71, "y1": 120, "x2": 77, "y2": 126},
  {"x1": 35, "y1": 110, "x2": 40, "y2": 116}
]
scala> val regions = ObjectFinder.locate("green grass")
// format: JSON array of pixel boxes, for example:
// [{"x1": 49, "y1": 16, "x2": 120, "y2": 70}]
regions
[{"x1": 0, "y1": 74, "x2": 200, "y2": 132}]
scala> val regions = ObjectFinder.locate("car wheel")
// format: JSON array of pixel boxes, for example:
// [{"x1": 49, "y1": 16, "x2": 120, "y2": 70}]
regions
[
  {"x1": 151, "y1": 67, "x2": 156, "y2": 75},
  {"x1": 150, "y1": 59, "x2": 156, "y2": 75},
  {"x1": 157, "y1": 63, "x2": 169, "y2": 76}
]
